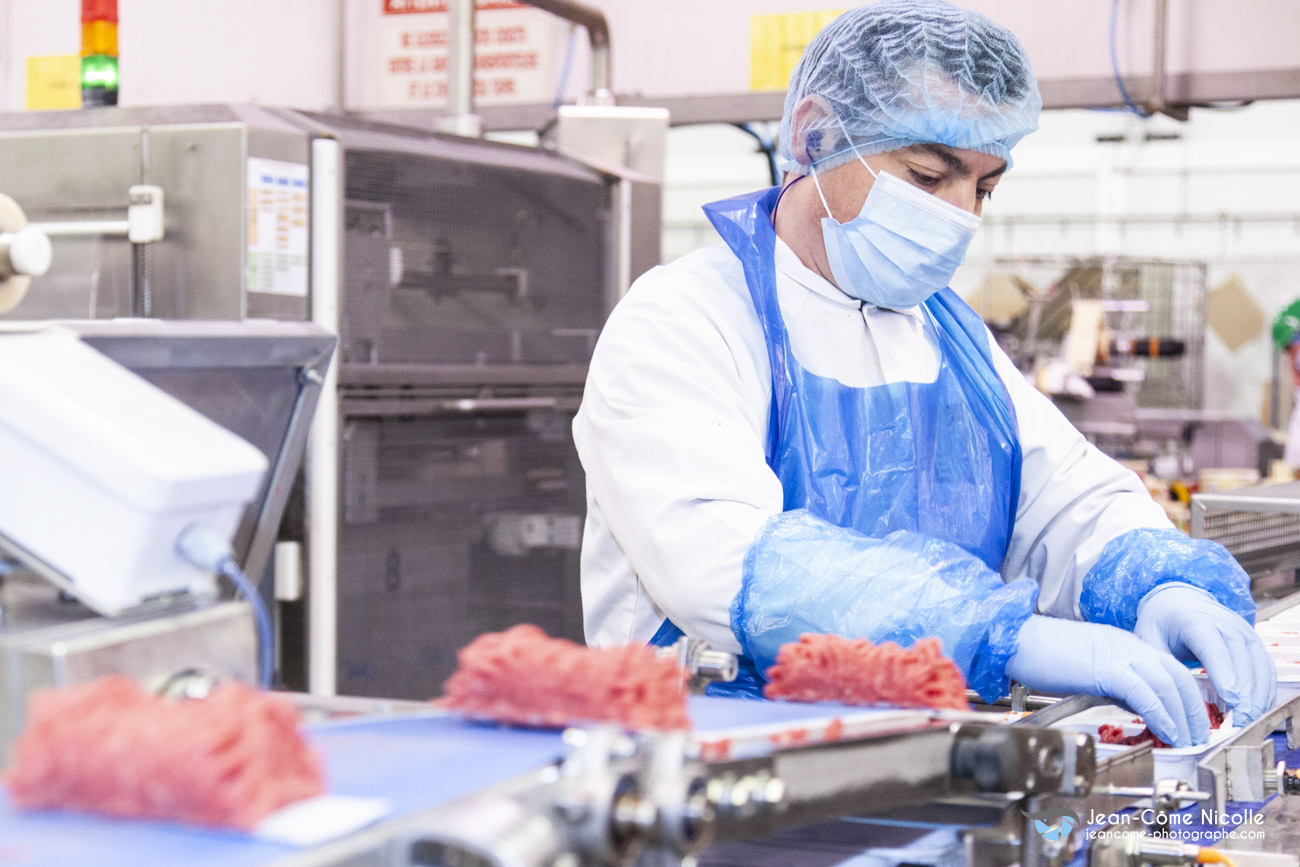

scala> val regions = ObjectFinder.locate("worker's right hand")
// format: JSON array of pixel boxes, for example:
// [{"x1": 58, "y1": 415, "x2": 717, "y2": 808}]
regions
[{"x1": 1005, "y1": 614, "x2": 1210, "y2": 747}]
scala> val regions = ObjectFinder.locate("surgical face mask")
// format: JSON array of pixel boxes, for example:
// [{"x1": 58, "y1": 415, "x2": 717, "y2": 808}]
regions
[{"x1": 811, "y1": 139, "x2": 980, "y2": 309}]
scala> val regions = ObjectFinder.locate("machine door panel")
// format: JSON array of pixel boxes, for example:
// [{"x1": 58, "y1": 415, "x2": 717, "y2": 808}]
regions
[{"x1": 337, "y1": 408, "x2": 585, "y2": 700}]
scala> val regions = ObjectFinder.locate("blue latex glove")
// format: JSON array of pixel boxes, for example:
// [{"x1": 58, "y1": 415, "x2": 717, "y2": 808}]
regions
[
  {"x1": 1006, "y1": 615, "x2": 1210, "y2": 747},
  {"x1": 1135, "y1": 583, "x2": 1277, "y2": 725}
]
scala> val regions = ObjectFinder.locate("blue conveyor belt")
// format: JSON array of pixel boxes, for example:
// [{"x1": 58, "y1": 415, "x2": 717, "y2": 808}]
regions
[
  {"x1": 0, "y1": 696, "x2": 907, "y2": 866},
  {"x1": 0, "y1": 714, "x2": 565, "y2": 867}
]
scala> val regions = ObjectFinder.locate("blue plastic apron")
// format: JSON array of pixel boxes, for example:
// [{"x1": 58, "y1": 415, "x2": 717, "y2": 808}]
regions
[{"x1": 651, "y1": 187, "x2": 1021, "y2": 697}]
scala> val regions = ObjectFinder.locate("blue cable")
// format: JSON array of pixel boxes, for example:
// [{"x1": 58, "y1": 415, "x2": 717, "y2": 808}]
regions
[
  {"x1": 1109, "y1": 0, "x2": 1152, "y2": 118},
  {"x1": 175, "y1": 526, "x2": 274, "y2": 690},
  {"x1": 219, "y1": 558, "x2": 275, "y2": 690},
  {"x1": 552, "y1": 26, "x2": 577, "y2": 109}
]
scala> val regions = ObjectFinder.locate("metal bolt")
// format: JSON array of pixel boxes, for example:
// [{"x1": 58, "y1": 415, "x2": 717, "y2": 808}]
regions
[
  {"x1": 1265, "y1": 761, "x2": 1300, "y2": 796},
  {"x1": 761, "y1": 776, "x2": 786, "y2": 806},
  {"x1": 706, "y1": 778, "x2": 728, "y2": 805},
  {"x1": 612, "y1": 792, "x2": 657, "y2": 833},
  {"x1": 1010, "y1": 682, "x2": 1029, "y2": 713},
  {"x1": 728, "y1": 777, "x2": 754, "y2": 810},
  {"x1": 1074, "y1": 734, "x2": 1092, "y2": 791},
  {"x1": 555, "y1": 791, "x2": 590, "y2": 824},
  {"x1": 1038, "y1": 744, "x2": 1064, "y2": 778}
]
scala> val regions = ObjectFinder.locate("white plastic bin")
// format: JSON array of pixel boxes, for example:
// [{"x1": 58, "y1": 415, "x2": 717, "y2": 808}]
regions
[{"x1": 0, "y1": 330, "x2": 268, "y2": 614}]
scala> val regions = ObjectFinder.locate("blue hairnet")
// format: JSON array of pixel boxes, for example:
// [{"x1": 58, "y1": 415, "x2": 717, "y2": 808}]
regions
[
  {"x1": 1079, "y1": 528, "x2": 1256, "y2": 631},
  {"x1": 776, "y1": 0, "x2": 1042, "y2": 176}
]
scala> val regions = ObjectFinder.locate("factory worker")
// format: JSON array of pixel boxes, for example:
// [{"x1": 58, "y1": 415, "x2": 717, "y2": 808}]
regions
[
  {"x1": 1275, "y1": 300, "x2": 1300, "y2": 467},
  {"x1": 574, "y1": 0, "x2": 1273, "y2": 746}
]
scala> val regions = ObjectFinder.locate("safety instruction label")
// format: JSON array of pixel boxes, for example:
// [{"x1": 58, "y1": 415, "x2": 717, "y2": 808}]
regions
[
  {"x1": 750, "y1": 9, "x2": 846, "y2": 91},
  {"x1": 378, "y1": 0, "x2": 560, "y2": 107},
  {"x1": 247, "y1": 158, "x2": 309, "y2": 297}
]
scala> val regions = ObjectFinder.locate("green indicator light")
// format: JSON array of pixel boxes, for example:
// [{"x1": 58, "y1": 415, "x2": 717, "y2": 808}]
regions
[
  {"x1": 81, "y1": 54, "x2": 118, "y2": 107},
  {"x1": 81, "y1": 54, "x2": 118, "y2": 88}
]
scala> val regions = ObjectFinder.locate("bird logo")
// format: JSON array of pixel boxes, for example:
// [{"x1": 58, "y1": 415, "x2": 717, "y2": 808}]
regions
[{"x1": 1022, "y1": 807, "x2": 1080, "y2": 841}]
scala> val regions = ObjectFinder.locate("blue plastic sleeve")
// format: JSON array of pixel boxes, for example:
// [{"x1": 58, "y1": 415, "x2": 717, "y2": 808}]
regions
[
  {"x1": 1079, "y1": 527, "x2": 1256, "y2": 631},
  {"x1": 731, "y1": 510, "x2": 1038, "y2": 703}
]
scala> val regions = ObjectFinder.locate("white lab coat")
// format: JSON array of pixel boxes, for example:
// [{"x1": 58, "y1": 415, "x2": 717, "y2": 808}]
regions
[{"x1": 573, "y1": 238, "x2": 1172, "y2": 655}]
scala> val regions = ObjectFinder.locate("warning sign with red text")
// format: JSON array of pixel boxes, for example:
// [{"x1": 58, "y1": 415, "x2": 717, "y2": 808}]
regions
[{"x1": 379, "y1": 0, "x2": 561, "y2": 106}]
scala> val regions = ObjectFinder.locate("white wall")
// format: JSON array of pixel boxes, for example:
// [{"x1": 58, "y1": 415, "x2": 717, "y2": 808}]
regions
[
  {"x1": 6, "y1": 1, "x2": 1296, "y2": 114},
  {"x1": 343, "y1": 0, "x2": 1300, "y2": 116},
  {"x1": 660, "y1": 101, "x2": 1300, "y2": 423},
  {"x1": 0, "y1": 0, "x2": 342, "y2": 111}
]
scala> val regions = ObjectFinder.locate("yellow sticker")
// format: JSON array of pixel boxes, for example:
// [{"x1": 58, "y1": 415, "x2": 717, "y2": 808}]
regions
[
  {"x1": 25, "y1": 55, "x2": 82, "y2": 111},
  {"x1": 750, "y1": 10, "x2": 846, "y2": 92}
]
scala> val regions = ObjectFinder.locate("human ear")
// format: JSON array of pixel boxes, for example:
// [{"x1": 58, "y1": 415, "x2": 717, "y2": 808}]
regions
[{"x1": 789, "y1": 95, "x2": 839, "y2": 166}]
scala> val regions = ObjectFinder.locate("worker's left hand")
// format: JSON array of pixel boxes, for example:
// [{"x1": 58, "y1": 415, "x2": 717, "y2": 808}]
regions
[{"x1": 1134, "y1": 583, "x2": 1277, "y2": 725}]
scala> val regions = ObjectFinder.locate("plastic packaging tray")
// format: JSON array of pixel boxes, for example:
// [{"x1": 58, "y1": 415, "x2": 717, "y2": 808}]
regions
[
  {"x1": 1196, "y1": 622, "x2": 1300, "y2": 724},
  {"x1": 1051, "y1": 702, "x2": 1238, "y2": 787}
]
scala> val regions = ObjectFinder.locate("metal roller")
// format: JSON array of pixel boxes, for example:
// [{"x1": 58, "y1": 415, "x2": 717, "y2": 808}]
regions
[{"x1": 0, "y1": 194, "x2": 52, "y2": 315}]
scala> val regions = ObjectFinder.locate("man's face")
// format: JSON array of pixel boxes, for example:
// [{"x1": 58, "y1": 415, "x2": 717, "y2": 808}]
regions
[{"x1": 815, "y1": 143, "x2": 1008, "y2": 222}]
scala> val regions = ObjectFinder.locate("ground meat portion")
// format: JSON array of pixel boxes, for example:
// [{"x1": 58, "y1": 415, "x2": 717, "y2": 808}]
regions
[
  {"x1": 762, "y1": 634, "x2": 971, "y2": 711},
  {"x1": 5, "y1": 676, "x2": 324, "y2": 829},
  {"x1": 1098, "y1": 723, "x2": 1169, "y2": 748},
  {"x1": 439, "y1": 624, "x2": 690, "y2": 730},
  {"x1": 1097, "y1": 702, "x2": 1225, "y2": 748}
]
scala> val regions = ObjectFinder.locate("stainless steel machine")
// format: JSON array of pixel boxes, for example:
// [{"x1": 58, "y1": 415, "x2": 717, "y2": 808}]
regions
[
  {"x1": 1192, "y1": 480, "x2": 1300, "y2": 597},
  {"x1": 0, "y1": 319, "x2": 335, "y2": 764},
  {"x1": 0, "y1": 102, "x2": 662, "y2": 700}
]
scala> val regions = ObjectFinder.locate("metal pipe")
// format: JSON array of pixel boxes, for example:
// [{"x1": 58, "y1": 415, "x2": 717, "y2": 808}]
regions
[
  {"x1": 438, "y1": 0, "x2": 482, "y2": 137},
  {"x1": 308, "y1": 137, "x2": 343, "y2": 696},
  {"x1": 521, "y1": 0, "x2": 613, "y2": 105},
  {"x1": 1151, "y1": 0, "x2": 1169, "y2": 115},
  {"x1": 29, "y1": 220, "x2": 129, "y2": 237}
]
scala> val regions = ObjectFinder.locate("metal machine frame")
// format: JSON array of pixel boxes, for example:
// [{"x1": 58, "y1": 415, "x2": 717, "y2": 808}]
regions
[{"x1": 1192, "y1": 481, "x2": 1300, "y2": 589}]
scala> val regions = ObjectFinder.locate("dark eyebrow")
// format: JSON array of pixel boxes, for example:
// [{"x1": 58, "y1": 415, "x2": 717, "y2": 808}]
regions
[{"x1": 910, "y1": 143, "x2": 1008, "y2": 181}]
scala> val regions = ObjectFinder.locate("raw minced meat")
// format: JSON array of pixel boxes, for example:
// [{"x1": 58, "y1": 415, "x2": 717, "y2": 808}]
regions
[
  {"x1": 5, "y1": 676, "x2": 324, "y2": 829},
  {"x1": 763, "y1": 634, "x2": 970, "y2": 710},
  {"x1": 1097, "y1": 702, "x2": 1225, "y2": 749},
  {"x1": 439, "y1": 624, "x2": 690, "y2": 730}
]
